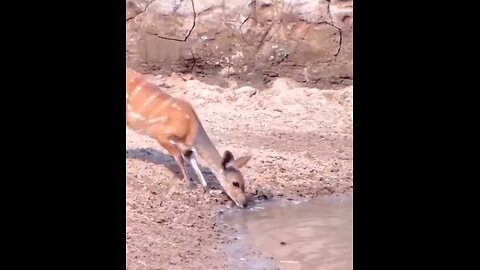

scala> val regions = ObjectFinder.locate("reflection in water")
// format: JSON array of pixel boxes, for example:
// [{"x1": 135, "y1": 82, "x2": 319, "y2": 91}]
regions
[{"x1": 223, "y1": 194, "x2": 353, "y2": 270}]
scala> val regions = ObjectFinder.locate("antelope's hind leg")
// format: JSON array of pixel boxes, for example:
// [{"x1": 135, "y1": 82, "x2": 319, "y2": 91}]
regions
[{"x1": 157, "y1": 140, "x2": 195, "y2": 190}]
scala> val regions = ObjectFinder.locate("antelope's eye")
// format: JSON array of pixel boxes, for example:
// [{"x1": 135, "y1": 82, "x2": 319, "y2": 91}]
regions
[{"x1": 232, "y1": 182, "x2": 240, "y2": 188}]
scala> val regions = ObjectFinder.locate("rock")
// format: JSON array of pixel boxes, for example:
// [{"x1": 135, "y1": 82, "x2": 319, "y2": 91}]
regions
[
  {"x1": 234, "y1": 86, "x2": 257, "y2": 99},
  {"x1": 270, "y1": 78, "x2": 301, "y2": 92}
]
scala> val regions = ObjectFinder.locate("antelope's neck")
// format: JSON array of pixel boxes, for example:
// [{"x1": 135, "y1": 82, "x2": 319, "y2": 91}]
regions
[{"x1": 192, "y1": 120, "x2": 224, "y2": 175}]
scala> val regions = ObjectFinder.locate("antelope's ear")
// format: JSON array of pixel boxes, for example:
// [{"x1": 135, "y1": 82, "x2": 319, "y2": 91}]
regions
[
  {"x1": 229, "y1": 155, "x2": 252, "y2": 170},
  {"x1": 221, "y1": 150, "x2": 235, "y2": 169}
]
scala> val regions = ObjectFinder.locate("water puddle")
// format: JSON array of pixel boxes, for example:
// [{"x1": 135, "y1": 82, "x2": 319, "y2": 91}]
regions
[{"x1": 222, "y1": 194, "x2": 353, "y2": 270}]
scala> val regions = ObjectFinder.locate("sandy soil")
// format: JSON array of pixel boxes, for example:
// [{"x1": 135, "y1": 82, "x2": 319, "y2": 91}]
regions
[{"x1": 126, "y1": 73, "x2": 353, "y2": 270}]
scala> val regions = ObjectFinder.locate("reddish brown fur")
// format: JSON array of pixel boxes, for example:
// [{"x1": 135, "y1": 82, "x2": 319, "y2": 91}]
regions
[
  {"x1": 126, "y1": 67, "x2": 203, "y2": 184},
  {"x1": 126, "y1": 68, "x2": 198, "y2": 146}
]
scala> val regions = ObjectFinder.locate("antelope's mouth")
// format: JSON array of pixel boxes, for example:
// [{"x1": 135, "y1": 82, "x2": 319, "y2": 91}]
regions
[
  {"x1": 227, "y1": 195, "x2": 246, "y2": 209},
  {"x1": 224, "y1": 191, "x2": 247, "y2": 208},
  {"x1": 232, "y1": 198, "x2": 248, "y2": 208},
  {"x1": 235, "y1": 201, "x2": 245, "y2": 208}
]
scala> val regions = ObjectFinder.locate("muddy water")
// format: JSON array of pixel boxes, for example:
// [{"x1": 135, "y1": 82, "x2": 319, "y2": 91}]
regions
[{"x1": 222, "y1": 194, "x2": 353, "y2": 270}]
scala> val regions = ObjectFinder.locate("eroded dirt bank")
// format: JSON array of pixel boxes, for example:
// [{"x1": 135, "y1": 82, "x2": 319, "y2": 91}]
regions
[
  {"x1": 126, "y1": 0, "x2": 353, "y2": 90},
  {"x1": 126, "y1": 74, "x2": 352, "y2": 269}
]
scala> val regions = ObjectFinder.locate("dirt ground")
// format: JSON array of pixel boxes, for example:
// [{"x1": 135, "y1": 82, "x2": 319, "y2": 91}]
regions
[{"x1": 126, "y1": 73, "x2": 353, "y2": 270}]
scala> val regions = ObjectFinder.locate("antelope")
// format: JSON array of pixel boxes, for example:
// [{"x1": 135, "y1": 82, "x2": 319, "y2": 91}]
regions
[{"x1": 126, "y1": 67, "x2": 252, "y2": 208}]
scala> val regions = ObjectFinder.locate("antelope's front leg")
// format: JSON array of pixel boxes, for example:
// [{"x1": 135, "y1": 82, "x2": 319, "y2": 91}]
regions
[{"x1": 184, "y1": 149, "x2": 209, "y2": 192}]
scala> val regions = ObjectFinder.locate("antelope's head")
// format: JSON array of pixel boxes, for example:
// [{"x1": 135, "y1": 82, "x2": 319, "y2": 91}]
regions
[{"x1": 219, "y1": 150, "x2": 252, "y2": 208}]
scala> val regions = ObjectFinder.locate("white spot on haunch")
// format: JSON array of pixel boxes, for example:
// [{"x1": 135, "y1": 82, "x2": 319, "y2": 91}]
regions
[
  {"x1": 147, "y1": 116, "x2": 167, "y2": 124},
  {"x1": 171, "y1": 103, "x2": 183, "y2": 111},
  {"x1": 129, "y1": 112, "x2": 144, "y2": 120},
  {"x1": 130, "y1": 81, "x2": 146, "y2": 98},
  {"x1": 149, "y1": 99, "x2": 172, "y2": 117},
  {"x1": 139, "y1": 92, "x2": 160, "y2": 112}
]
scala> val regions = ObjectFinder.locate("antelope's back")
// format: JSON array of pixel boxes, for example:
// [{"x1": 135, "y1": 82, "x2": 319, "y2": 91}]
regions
[
  {"x1": 125, "y1": 68, "x2": 199, "y2": 142},
  {"x1": 126, "y1": 68, "x2": 172, "y2": 129}
]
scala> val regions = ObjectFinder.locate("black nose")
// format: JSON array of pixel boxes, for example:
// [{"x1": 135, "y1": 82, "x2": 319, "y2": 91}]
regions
[{"x1": 242, "y1": 201, "x2": 248, "y2": 208}]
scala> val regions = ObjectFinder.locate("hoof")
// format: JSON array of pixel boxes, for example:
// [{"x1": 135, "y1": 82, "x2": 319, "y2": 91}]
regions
[
  {"x1": 209, "y1": 189, "x2": 223, "y2": 196},
  {"x1": 167, "y1": 185, "x2": 180, "y2": 197},
  {"x1": 184, "y1": 179, "x2": 196, "y2": 190}
]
